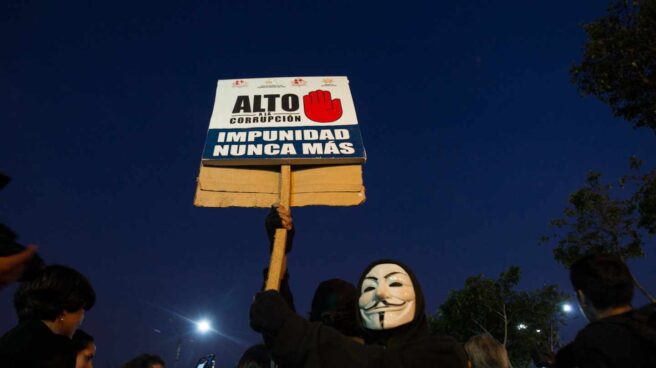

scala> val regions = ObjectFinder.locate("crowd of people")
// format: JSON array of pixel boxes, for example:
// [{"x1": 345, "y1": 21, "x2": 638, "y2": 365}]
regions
[
  {"x1": 0, "y1": 174, "x2": 169, "y2": 368},
  {"x1": 1, "y1": 172, "x2": 655, "y2": 367},
  {"x1": 243, "y1": 206, "x2": 656, "y2": 368}
]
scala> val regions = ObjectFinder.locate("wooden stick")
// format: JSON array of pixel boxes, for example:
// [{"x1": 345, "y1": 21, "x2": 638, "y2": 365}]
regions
[{"x1": 265, "y1": 165, "x2": 291, "y2": 291}]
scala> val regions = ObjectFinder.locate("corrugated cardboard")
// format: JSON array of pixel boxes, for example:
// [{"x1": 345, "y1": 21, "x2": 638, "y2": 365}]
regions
[{"x1": 194, "y1": 164, "x2": 366, "y2": 208}]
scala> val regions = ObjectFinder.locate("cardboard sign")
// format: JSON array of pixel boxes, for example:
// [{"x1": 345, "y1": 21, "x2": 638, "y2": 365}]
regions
[
  {"x1": 194, "y1": 164, "x2": 366, "y2": 208},
  {"x1": 201, "y1": 76, "x2": 366, "y2": 166}
]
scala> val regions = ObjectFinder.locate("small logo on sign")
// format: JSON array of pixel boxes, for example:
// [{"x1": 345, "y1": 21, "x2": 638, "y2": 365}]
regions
[
  {"x1": 322, "y1": 78, "x2": 334, "y2": 84},
  {"x1": 291, "y1": 78, "x2": 307, "y2": 87},
  {"x1": 232, "y1": 80, "x2": 247, "y2": 88},
  {"x1": 265, "y1": 79, "x2": 273, "y2": 84}
]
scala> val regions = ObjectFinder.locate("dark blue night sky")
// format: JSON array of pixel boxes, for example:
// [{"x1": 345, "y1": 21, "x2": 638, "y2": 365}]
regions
[{"x1": 2, "y1": 1, "x2": 655, "y2": 367}]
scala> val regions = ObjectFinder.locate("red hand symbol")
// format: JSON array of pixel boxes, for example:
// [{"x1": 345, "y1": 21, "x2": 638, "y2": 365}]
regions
[{"x1": 303, "y1": 90, "x2": 343, "y2": 123}]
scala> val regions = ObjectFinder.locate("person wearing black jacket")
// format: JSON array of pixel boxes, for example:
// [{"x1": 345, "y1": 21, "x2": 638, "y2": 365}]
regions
[
  {"x1": 264, "y1": 206, "x2": 362, "y2": 342},
  {"x1": 309, "y1": 278, "x2": 363, "y2": 344},
  {"x1": 0, "y1": 265, "x2": 96, "y2": 368},
  {"x1": 555, "y1": 254, "x2": 656, "y2": 368},
  {"x1": 250, "y1": 258, "x2": 468, "y2": 368}
]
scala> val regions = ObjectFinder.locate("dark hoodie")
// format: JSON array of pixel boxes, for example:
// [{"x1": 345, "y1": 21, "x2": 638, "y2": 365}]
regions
[
  {"x1": 257, "y1": 259, "x2": 468, "y2": 368},
  {"x1": 309, "y1": 278, "x2": 361, "y2": 339}
]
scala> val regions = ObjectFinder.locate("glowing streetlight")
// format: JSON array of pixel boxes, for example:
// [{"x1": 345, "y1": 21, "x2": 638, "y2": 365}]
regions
[
  {"x1": 562, "y1": 303, "x2": 573, "y2": 314},
  {"x1": 196, "y1": 319, "x2": 211, "y2": 334},
  {"x1": 517, "y1": 323, "x2": 527, "y2": 330},
  {"x1": 536, "y1": 329, "x2": 542, "y2": 333}
]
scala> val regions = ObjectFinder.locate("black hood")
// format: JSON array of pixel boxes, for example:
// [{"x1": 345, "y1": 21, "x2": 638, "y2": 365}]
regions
[
  {"x1": 309, "y1": 278, "x2": 361, "y2": 338},
  {"x1": 356, "y1": 259, "x2": 429, "y2": 347}
]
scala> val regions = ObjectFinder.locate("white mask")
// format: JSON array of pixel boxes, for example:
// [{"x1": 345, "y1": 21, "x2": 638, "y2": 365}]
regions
[{"x1": 359, "y1": 263, "x2": 416, "y2": 330}]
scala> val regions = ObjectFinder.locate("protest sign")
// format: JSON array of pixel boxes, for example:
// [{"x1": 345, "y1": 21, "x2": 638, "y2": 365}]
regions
[
  {"x1": 201, "y1": 76, "x2": 366, "y2": 166},
  {"x1": 194, "y1": 76, "x2": 366, "y2": 290},
  {"x1": 194, "y1": 164, "x2": 365, "y2": 208}
]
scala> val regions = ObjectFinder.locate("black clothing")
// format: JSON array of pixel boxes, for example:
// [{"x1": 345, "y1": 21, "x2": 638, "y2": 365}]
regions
[
  {"x1": 309, "y1": 278, "x2": 360, "y2": 338},
  {"x1": 0, "y1": 320, "x2": 76, "y2": 368},
  {"x1": 250, "y1": 259, "x2": 468, "y2": 368},
  {"x1": 262, "y1": 268, "x2": 296, "y2": 312},
  {"x1": 238, "y1": 344, "x2": 273, "y2": 368},
  {"x1": 555, "y1": 303, "x2": 656, "y2": 368},
  {"x1": 267, "y1": 313, "x2": 466, "y2": 368},
  {"x1": 251, "y1": 290, "x2": 296, "y2": 334}
]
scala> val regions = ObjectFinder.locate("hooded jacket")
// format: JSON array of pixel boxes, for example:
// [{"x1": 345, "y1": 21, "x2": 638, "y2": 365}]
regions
[
  {"x1": 255, "y1": 259, "x2": 468, "y2": 368},
  {"x1": 309, "y1": 278, "x2": 361, "y2": 339}
]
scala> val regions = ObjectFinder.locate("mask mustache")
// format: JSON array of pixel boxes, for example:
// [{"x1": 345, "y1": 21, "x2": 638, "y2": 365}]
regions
[{"x1": 363, "y1": 299, "x2": 406, "y2": 311}]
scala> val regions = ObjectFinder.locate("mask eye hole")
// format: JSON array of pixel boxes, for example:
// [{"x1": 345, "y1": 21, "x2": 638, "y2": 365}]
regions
[
  {"x1": 389, "y1": 282, "x2": 402, "y2": 287},
  {"x1": 364, "y1": 286, "x2": 375, "y2": 292}
]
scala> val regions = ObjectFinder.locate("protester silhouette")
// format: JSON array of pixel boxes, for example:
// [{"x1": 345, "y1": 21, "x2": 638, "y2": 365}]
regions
[
  {"x1": 309, "y1": 278, "x2": 362, "y2": 343},
  {"x1": 0, "y1": 265, "x2": 96, "y2": 367},
  {"x1": 251, "y1": 255, "x2": 467, "y2": 367},
  {"x1": 265, "y1": 205, "x2": 362, "y2": 341},
  {"x1": 554, "y1": 254, "x2": 656, "y2": 367}
]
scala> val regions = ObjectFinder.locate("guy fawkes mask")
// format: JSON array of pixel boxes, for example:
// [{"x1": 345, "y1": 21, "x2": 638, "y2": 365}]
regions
[{"x1": 359, "y1": 263, "x2": 416, "y2": 330}]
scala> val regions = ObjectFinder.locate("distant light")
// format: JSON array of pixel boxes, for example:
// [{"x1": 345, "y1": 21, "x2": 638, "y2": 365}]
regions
[
  {"x1": 536, "y1": 329, "x2": 542, "y2": 333},
  {"x1": 517, "y1": 323, "x2": 527, "y2": 330},
  {"x1": 562, "y1": 303, "x2": 573, "y2": 313},
  {"x1": 196, "y1": 320, "x2": 211, "y2": 333}
]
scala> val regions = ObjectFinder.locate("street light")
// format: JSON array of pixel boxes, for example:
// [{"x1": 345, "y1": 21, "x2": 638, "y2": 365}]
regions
[
  {"x1": 562, "y1": 303, "x2": 574, "y2": 314},
  {"x1": 196, "y1": 319, "x2": 211, "y2": 334},
  {"x1": 517, "y1": 323, "x2": 528, "y2": 330},
  {"x1": 171, "y1": 318, "x2": 214, "y2": 368}
]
